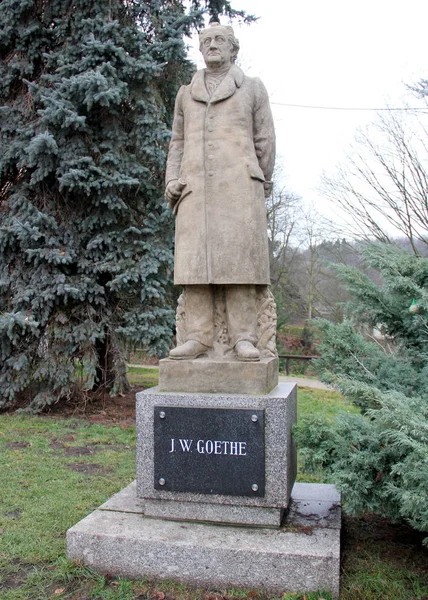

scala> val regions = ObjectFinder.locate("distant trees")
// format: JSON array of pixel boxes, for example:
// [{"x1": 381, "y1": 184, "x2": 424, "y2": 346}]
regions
[
  {"x1": 265, "y1": 177, "x2": 355, "y2": 325},
  {"x1": 291, "y1": 214, "x2": 349, "y2": 322},
  {"x1": 266, "y1": 169, "x2": 303, "y2": 324}
]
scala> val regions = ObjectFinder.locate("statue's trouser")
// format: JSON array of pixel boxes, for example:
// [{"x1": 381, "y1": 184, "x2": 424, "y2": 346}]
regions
[{"x1": 184, "y1": 284, "x2": 258, "y2": 348}]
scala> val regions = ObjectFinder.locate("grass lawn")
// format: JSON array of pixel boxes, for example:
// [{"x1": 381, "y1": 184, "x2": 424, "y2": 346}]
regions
[
  {"x1": 126, "y1": 366, "x2": 160, "y2": 389},
  {"x1": 0, "y1": 369, "x2": 426, "y2": 600}
]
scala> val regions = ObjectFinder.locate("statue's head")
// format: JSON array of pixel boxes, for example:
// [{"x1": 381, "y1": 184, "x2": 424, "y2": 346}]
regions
[{"x1": 199, "y1": 22, "x2": 240, "y2": 68}]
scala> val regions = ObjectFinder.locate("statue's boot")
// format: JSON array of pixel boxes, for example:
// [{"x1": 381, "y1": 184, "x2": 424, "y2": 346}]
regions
[
  {"x1": 169, "y1": 340, "x2": 210, "y2": 360},
  {"x1": 235, "y1": 340, "x2": 260, "y2": 362}
]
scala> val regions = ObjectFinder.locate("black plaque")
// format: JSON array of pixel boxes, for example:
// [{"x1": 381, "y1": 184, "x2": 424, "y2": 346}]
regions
[{"x1": 154, "y1": 406, "x2": 265, "y2": 497}]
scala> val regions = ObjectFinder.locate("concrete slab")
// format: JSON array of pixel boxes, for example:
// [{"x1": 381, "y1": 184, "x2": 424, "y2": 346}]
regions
[
  {"x1": 99, "y1": 481, "x2": 143, "y2": 513},
  {"x1": 67, "y1": 481, "x2": 341, "y2": 597}
]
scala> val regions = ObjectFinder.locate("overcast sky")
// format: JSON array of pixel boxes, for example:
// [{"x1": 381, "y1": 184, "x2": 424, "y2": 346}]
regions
[{"x1": 187, "y1": 0, "x2": 428, "y2": 223}]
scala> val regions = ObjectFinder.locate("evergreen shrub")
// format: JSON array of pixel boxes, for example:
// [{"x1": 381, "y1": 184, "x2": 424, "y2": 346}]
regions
[{"x1": 296, "y1": 244, "x2": 428, "y2": 543}]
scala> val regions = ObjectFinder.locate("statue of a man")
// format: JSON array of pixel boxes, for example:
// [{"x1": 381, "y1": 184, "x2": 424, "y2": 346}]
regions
[{"x1": 165, "y1": 22, "x2": 275, "y2": 362}]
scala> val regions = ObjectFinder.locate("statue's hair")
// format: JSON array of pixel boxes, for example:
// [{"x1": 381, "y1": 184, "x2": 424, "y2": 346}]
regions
[{"x1": 199, "y1": 22, "x2": 240, "y2": 64}]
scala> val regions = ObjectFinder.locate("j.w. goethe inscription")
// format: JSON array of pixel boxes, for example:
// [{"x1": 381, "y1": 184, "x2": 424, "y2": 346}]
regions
[
  {"x1": 154, "y1": 406, "x2": 265, "y2": 497},
  {"x1": 168, "y1": 438, "x2": 248, "y2": 456}
]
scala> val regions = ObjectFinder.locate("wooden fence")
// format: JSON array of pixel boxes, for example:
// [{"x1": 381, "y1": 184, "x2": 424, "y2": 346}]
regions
[{"x1": 278, "y1": 354, "x2": 318, "y2": 376}]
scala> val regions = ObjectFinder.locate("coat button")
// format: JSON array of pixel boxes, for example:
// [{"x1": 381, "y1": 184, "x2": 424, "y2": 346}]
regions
[
  {"x1": 208, "y1": 171, "x2": 214, "y2": 176},
  {"x1": 207, "y1": 126, "x2": 214, "y2": 132},
  {"x1": 208, "y1": 155, "x2": 214, "y2": 160},
  {"x1": 207, "y1": 141, "x2": 213, "y2": 146}
]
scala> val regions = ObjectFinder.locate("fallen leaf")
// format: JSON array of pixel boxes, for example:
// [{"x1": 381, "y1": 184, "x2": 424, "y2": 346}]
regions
[{"x1": 54, "y1": 589, "x2": 65, "y2": 594}]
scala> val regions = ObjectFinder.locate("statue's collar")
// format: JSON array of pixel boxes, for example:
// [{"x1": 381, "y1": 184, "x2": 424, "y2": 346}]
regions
[{"x1": 190, "y1": 65, "x2": 244, "y2": 104}]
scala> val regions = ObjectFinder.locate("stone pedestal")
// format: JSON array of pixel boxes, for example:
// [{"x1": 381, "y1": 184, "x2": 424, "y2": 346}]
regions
[
  {"x1": 159, "y1": 356, "x2": 278, "y2": 395},
  {"x1": 66, "y1": 373, "x2": 342, "y2": 597}
]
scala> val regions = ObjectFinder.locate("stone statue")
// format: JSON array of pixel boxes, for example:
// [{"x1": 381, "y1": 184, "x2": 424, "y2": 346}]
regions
[{"x1": 165, "y1": 22, "x2": 276, "y2": 362}]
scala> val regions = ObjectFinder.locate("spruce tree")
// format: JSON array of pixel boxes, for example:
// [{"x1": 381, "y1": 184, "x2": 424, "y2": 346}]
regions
[
  {"x1": 0, "y1": 0, "x2": 174, "y2": 408},
  {"x1": 296, "y1": 243, "x2": 428, "y2": 543},
  {"x1": 0, "y1": 0, "x2": 249, "y2": 411}
]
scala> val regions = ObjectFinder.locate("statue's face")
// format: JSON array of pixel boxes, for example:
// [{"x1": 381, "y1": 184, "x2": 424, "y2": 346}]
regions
[{"x1": 200, "y1": 30, "x2": 232, "y2": 68}]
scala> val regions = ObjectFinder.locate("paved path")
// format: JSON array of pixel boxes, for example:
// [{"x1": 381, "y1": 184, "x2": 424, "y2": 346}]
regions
[
  {"x1": 278, "y1": 375, "x2": 330, "y2": 390},
  {"x1": 128, "y1": 364, "x2": 329, "y2": 390}
]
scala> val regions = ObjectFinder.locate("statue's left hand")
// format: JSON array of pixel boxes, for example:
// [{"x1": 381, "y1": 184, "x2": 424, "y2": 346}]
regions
[{"x1": 263, "y1": 181, "x2": 273, "y2": 198}]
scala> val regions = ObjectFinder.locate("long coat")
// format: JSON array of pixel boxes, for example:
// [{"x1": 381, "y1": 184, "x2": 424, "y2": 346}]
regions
[{"x1": 166, "y1": 65, "x2": 275, "y2": 285}]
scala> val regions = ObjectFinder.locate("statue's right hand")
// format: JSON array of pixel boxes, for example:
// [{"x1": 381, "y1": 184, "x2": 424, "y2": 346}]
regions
[{"x1": 165, "y1": 179, "x2": 185, "y2": 205}]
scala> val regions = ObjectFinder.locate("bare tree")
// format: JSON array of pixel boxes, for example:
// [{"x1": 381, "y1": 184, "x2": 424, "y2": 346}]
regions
[
  {"x1": 265, "y1": 166, "x2": 303, "y2": 322},
  {"x1": 291, "y1": 211, "x2": 347, "y2": 321},
  {"x1": 266, "y1": 173, "x2": 301, "y2": 285},
  {"x1": 321, "y1": 107, "x2": 428, "y2": 254},
  {"x1": 265, "y1": 168, "x2": 364, "y2": 325}
]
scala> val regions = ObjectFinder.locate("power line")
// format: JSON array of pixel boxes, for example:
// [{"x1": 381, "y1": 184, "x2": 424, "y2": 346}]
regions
[{"x1": 270, "y1": 101, "x2": 428, "y2": 111}]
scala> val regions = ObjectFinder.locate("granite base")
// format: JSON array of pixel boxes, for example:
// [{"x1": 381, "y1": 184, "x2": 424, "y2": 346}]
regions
[
  {"x1": 67, "y1": 481, "x2": 341, "y2": 597},
  {"x1": 136, "y1": 383, "x2": 297, "y2": 522}
]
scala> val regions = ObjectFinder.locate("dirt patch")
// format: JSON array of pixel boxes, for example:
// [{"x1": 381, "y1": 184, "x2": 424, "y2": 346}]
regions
[
  {"x1": 342, "y1": 514, "x2": 428, "y2": 577},
  {"x1": 50, "y1": 439, "x2": 65, "y2": 450},
  {"x1": 88, "y1": 441, "x2": 129, "y2": 452},
  {"x1": 64, "y1": 446, "x2": 97, "y2": 457},
  {"x1": 4, "y1": 508, "x2": 22, "y2": 520},
  {"x1": 67, "y1": 462, "x2": 113, "y2": 475},
  {"x1": 45, "y1": 385, "x2": 144, "y2": 427},
  {"x1": 50, "y1": 438, "x2": 128, "y2": 456},
  {"x1": 5, "y1": 441, "x2": 31, "y2": 449},
  {"x1": 0, "y1": 561, "x2": 36, "y2": 591},
  {"x1": 50, "y1": 438, "x2": 98, "y2": 457}
]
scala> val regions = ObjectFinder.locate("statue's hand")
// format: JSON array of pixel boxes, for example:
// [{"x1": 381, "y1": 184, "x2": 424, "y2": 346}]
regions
[
  {"x1": 165, "y1": 179, "x2": 185, "y2": 205},
  {"x1": 263, "y1": 181, "x2": 273, "y2": 198}
]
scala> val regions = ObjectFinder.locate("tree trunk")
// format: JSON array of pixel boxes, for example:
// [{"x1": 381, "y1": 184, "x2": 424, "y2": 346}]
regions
[{"x1": 94, "y1": 330, "x2": 131, "y2": 395}]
